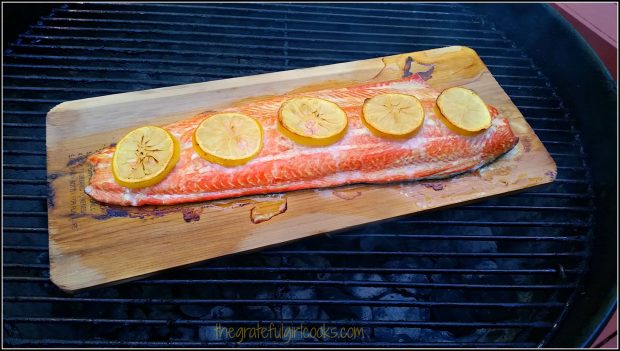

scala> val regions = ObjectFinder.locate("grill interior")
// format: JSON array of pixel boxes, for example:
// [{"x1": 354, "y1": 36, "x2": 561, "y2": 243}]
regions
[{"x1": 3, "y1": 3, "x2": 595, "y2": 347}]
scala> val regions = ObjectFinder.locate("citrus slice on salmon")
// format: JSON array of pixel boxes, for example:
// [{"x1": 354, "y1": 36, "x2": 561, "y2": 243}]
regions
[
  {"x1": 362, "y1": 93, "x2": 425, "y2": 138},
  {"x1": 86, "y1": 75, "x2": 519, "y2": 207},
  {"x1": 112, "y1": 126, "x2": 180, "y2": 189},
  {"x1": 278, "y1": 97, "x2": 348, "y2": 146},
  {"x1": 193, "y1": 113, "x2": 263, "y2": 167},
  {"x1": 436, "y1": 87, "x2": 492, "y2": 132}
]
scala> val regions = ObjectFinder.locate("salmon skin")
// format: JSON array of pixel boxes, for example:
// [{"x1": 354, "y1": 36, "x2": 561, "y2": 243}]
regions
[{"x1": 85, "y1": 75, "x2": 518, "y2": 206}]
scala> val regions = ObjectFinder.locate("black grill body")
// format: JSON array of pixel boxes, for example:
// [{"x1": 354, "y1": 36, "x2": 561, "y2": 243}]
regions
[{"x1": 3, "y1": 3, "x2": 616, "y2": 347}]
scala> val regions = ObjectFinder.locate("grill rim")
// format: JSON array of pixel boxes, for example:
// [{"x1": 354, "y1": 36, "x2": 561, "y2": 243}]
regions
[{"x1": 468, "y1": 3, "x2": 617, "y2": 347}]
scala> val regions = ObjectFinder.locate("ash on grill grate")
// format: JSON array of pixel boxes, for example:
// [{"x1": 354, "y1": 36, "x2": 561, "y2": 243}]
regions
[{"x1": 3, "y1": 2, "x2": 594, "y2": 348}]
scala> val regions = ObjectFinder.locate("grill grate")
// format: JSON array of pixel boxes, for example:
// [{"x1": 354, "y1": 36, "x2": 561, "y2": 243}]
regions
[{"x1": 3, "y1": 3, "x2": 594, "y2": 347}]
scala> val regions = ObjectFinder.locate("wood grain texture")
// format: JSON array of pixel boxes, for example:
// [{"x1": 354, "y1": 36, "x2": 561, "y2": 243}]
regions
[{"x1": 46, "y1": 46, "x2": 557, "y2": 292}]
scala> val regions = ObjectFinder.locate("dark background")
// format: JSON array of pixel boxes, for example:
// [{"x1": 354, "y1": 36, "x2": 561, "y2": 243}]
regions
[
  {"x1": 3, "y1": 3, "x2": 56, "y2": 48},
  {"x1": 2, "y1": 2, "x2": 615, "y2": 347}
]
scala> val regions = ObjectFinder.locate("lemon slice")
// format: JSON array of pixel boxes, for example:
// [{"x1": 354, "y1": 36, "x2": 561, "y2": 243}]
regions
[
  {"x1": 193, "y1": 113, "x2": 263, "y2": 167},
  {"x1": 278, "y1": 97, "x2": 348, "y2": 146},
  {"x1": 112, "y1": 126, "x2": 180, "y2": 189},
  {"x1": 436, "y1": 87, "x2": 491, "y2": 132},
  {"x1": 362, "y1": 93, "x2": 425, "y2": 138}
]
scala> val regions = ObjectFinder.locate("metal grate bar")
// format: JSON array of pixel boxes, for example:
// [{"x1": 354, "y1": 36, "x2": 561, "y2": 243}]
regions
[
  {"x1": 3, "y1": 62, "x2": 546, "y2": 83},
  {"x1": 3, "y1": 339, "x2": 539, "y2": 347},
  {"x1": 3, "y1": 135, "x2": 46, "y2": 140},
  {"x1": 460, "y1": 205, "x2": 591, "y2": 212},
  {"x1": 3, "y1": 180, "x2": 47, "y2": 184},
  {"x1": 3, "y1": 149, "x2": 46, "y2": 155},
  {"x1": 3, "y1": 264, "x2": 50, "y2": 269},
  {"x1": 1, "y1": 64, "x2": 546, "y2": 86},
  {"x1": 2, "y1": 277, "x2": 579, "y2": 290},
  {"x1": 2, "y1": 164, "x2": 47, "y2": 170},
  {"x1": 4, "y1": 296, "x2": 565, "y2": 309},
  {"x1": 222, "y1": 3, "x2": 474, "y2": 13},
  {"x1": 4, "y1": 212, "x2": 48, "y2": 216},
  {"x1": 190, "y1": 267, "x2": 581, "y2": 275},
  {"x1": 10, "y1": 43, "x2": 523, "y2": 65},
  {"x1": 4, "y1": 77, "x2": 552, "y2": 98},
  {"x1": 20, "y1": 31, "x2": 512, "y2": 48},
  {"x1": 3, "y1": 73, "x2": 554, "y2": 95},
  {"x1": 262, "y1": 251, "x2": 586, "y2": 258},
  {"x1": 517, "y1": 192, "x2": 593, "y2": 199},
  {"x1": 52, "y1": 8, "x2": 485, "y2": 26},
  {"x1": 31, "y1": 20, "x2": 504, "y2": 38},
  {"x1": 3, "y1": 317, "x2": 555, "y2": 328},
  {"x1": 1, "y1": 110, "x2": 44, "y2": 115},
  {"x1": 3, "y1": 85, "x2": 127, "y2": 93},
  {"x1": 332, "y1": 234, "x2": 586, "y2": 241},
  {"x1": 3, "y1": 74, "x2": 188, "y2": 86},
  {"x1": 277, "y1": 2, "x2": 469, "y2": 9},
  {"x1": 0, "y1": 243, "x2": 588, "y2": 258},
  {"x1": 3, "y1": 123, "x2": 46, "y2": 128},
  {"x1": 113, "y1": 3, "x2": 481, "y2": 19},
  {"x1": 396, "y1": 220, "x2": 588, "y2": 227},
  {"x1": 111, "y1": 4, "x2": 480, "y2": 21},
  {"x1": 21, "y1": 17, "x2": 512, "y2": 45},
  {"x1": 285, "y1": 3, "x2": 470, "y2": 11},
  {"x1": 3, "y1": 264, "x2": 579, "y2": 275},
  {"x1": 3, "y1": 55, "x2": 289, "y2": 73},
  {"x1": 38, "y1": 17, "x2": 496, "y2": 38},
  {"x1": 3, "y1": 195, "x2": 48, "y2": 200}
]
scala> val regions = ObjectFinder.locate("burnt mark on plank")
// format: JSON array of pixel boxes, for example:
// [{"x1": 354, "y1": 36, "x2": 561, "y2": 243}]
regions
[
  {"x1": 545, "y1": 170, "x2": 558, "y2": 181},
  {"x1": 47, "y1": 172, "x2": 63, "y2": 209},
  {"x1": 415, "y1": 61, "x2": 435, "y2": 81},
  {"x1": 332, "y1": 188, "x2": 363, "y2": 200},
  {"x1": 182, "y1": 208, "x2": 202, "y2": 223},
  {"x1": 90, "y1": 202, "x2": 202, "y2": 221},
  {"x1": 66, "y1": 153, "x2": 91, "y2": 168},
  {"x1": 88, "y1": 194, "x2": 288, "y2": 224},
  {"x1": 422, "y1": 183, "x2": 444, "y2": 191},
  {"x1": 403, "y1": 57, "x2": 434, "y2": 80},
  {"x1": 403, "y1": 57, "x2": 414, "y2": 78},
  {"x1": 47, "y1": 181, "x2": 56, "y2": 209},
  {"x1": 102, "y1": 207, "x2": 131, "y2": 219}
]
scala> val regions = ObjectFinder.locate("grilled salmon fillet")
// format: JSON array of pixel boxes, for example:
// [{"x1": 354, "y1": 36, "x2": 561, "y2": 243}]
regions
[{"x1": 85, "y1": 75, "x2": 518, "y2": 206}]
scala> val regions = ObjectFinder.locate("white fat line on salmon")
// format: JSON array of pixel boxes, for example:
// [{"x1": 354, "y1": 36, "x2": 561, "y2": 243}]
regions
[
  {"x1": 90, "y1": 117, "x2": 504, "y2": 168},
  {"x1": 109, "y1": 125, "x2": 500, "y2": 175},
  {"x1": 91, "y1": 156, "x2": 487, "y2": 205},
  {"x1": 213, "y1": 123, "x2": 502, "y2": 169}
]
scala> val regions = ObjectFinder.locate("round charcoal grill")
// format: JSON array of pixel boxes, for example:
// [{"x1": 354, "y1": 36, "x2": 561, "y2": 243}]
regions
[{"x1": 3, "y1": 3, "x2": 616, "y2": 347}]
